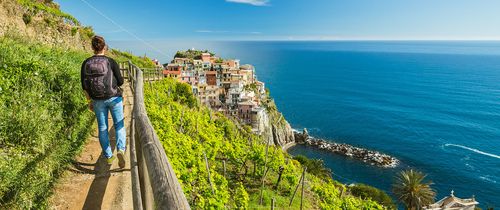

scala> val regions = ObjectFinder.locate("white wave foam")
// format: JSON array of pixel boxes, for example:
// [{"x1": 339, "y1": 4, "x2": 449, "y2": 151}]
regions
[
  {"x1": 479, "y1": 176, "x2": 498, "y2": 184},
  {"x1": 445, "y1": 144, "x2": 500, "y2": 159}
]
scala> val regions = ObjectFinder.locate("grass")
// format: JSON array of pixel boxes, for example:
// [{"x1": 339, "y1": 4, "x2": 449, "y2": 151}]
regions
[
  {"x1": 0, "y1": 34, "x2": 153, "y2": 209},
  {"x1": 0, "y1": 35, "x2": 94, "y2": 209}
]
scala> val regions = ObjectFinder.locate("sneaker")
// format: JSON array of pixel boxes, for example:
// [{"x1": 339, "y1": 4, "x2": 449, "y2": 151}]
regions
[
  {"x1": 106, "y1": 156, "x2": 116, "y2": 165},
  {"x1": 117, "y1": 150, "x2": 126, "y2": 168}
]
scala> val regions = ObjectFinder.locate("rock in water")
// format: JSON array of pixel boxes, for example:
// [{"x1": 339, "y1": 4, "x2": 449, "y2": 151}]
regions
[
  {"x1": 292, "y1": 130, "x2": 399, "y2": 168},
  {"x1": 294, "y1": 128, "x2": 310, "y2": 144}
]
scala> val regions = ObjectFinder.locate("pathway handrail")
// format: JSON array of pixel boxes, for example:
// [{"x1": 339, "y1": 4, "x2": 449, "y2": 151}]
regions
[{"x1": 122, "y1": 61, "x2": 190, "y2": 210}]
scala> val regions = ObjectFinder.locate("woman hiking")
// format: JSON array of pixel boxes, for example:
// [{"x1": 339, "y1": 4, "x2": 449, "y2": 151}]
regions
[{"x1": 81, "y1": 35, "x2": 126, "y2": 168}]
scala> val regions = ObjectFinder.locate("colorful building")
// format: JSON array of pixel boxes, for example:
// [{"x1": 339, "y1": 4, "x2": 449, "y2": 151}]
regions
[
  {"x1": 165, "y1": 51, "x2": 267, "y2": 134},
  {"x1": 238, "y1": 100, "x2": 257, "y2": 124},
  {"x1": 206, "y1": 71, "x2": 218, "y2": 86}
]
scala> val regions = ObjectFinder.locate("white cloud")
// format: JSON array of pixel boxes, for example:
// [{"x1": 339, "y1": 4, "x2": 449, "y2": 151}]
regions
[{"x1": 225, "y1": 0, "x2": 270, "y2": 6}]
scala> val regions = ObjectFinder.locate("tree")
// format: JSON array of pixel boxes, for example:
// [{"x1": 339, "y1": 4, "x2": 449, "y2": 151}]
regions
[
  {"x1": 350, "y1": 183, "x2": 396, "y2": 209},
  {"x1": 392, "y1": 169, "x2": 436, "y2": 210},
  {"x1": 293, "y1": 155, "x2": 332, "y2": 180},
  {"x1": 215, "y1": 58, "x2": 224, "y2": 63},
  {"x1": 174, "y1": 82, "x2": 197, "y2": 108}
]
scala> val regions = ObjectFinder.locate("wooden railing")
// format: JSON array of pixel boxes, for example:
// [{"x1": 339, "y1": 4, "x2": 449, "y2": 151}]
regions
[{"x1": 120, "y1": 61, "x2": 190, "y2": 210}]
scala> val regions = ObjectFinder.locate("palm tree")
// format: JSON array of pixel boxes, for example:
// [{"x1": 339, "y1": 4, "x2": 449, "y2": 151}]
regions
[{"x1": 392, "y1": 169, "x2": 436, "y2": 210}]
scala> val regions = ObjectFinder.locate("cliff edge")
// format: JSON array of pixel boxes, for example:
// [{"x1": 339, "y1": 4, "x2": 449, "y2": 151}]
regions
[{"x1": 261, "y1": 98, "x2": 295, "y2": 148}]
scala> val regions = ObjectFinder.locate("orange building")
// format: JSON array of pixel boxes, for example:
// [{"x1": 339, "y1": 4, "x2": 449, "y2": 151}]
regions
[
  {"x1": 163, "y1": 64, "x2": 183, "y2": 80},
  {"x1": 206, "y1": 71, "x2": 217, "y2": 86}
]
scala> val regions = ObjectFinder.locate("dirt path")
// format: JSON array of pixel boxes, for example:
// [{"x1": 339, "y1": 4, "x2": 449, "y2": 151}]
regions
[{"x1": 50, "y1": 83, "x2": 134, "y2": 210}]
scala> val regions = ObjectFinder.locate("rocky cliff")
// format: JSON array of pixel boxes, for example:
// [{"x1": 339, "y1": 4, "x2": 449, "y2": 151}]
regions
[
  {"x1": 0, "y1": 0, "x2": 92, "y2": 51},
  {"x1": 261, "y1": 98, "x2": 295, "y2": 148}
]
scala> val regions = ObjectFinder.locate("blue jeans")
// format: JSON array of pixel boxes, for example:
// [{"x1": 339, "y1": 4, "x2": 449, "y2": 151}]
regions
[{"x1": 92, "y1": 96, "x2": 126, "y2": 158}]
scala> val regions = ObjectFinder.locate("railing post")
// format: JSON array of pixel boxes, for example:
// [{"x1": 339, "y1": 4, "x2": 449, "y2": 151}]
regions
[
  {"x1": 130, "y1": 106, "x2": 143, "y2": 210},
  {"x1": 133, "y1": 66, "x2": 191, "y2": 210},
  {"x1": 128, "y1": 61, "x2": 133, "y2": 90}
]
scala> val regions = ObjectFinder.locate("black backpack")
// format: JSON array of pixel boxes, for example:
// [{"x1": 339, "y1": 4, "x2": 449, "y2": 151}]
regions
[{"x1": 83, "y1": 56, "x2": 118, "y2": 99}]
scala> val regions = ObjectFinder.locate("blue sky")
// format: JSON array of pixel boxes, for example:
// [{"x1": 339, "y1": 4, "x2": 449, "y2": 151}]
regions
[{"x1": 57, "y1": 0, "x2": 500, "y2": 41}]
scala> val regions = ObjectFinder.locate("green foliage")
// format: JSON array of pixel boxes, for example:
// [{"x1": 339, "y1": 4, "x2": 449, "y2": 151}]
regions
[
  {"x1": 70, "y1": 27, "x2": 78, "y2": 36},
  {"x1": 173, "y1": 82, "x2": 197, "y2": 108},
  {"x1": 174, "y1": 49, "x2": 214, "y2": 59},
  {"x1": 234, "y1": 182, "x2": 249, "y2": 209},
  {"x1": 145, "y1": 78, "x2": 386, "y2": 209},
  {"x1": 146, "y1": 78, "x2": 253, "y2": 208},
  {"x1": 0, "y1": 36, "x2": 94, "y2": 209},
  {"x1": 392, "y1": 169, "x2": 436, "y2": 210},
  {"x1": 244, "y1": 82, "x2": 258, "y2": 93},
  {"x1": 16, "y1": 0, "x2": 80, "y2": 26},
  {"x1": 214, "y1": 58, "x2": 224, "y2": 63},
  {"x1": 310, "y1": 177, "x2": 384, "y2": 210},
  {"x1": 22, "y1": 13, "x2": 32, "y2": 24},
  {"x1": 350, "y1": 183, "x2": 396, "y2": 209},
  {"x1": 79, "y1": 26, "x2": 95, "y2": 40},
  {"x1": 293, "y1": 155, "x2": 332, "y2": 180},
  {"x1": 16, "y1": 0, "x2": 96, "y2": 45},
  {"x1": 109, "y1": 49, "x2": 156, "y2": 68}
]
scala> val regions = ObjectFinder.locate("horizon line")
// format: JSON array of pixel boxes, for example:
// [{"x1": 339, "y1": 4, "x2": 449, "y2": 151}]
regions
[{"x1": 108, "y1": 38, "x2": 500, "y2": 42}]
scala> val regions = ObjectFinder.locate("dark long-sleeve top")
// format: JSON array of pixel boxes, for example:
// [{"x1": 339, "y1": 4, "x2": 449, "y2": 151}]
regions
[{"x1": 81, "y1": 55, "x2": 124, "y2": 99}]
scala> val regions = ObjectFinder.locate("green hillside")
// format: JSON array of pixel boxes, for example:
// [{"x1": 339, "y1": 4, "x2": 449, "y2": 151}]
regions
[
  {"x1": 145, "y1": 78, "x2": 386, "y2": 209},
  {"x1": 0, "y1": 36, "x2": 94, "y2": 209},
  {"x1": 0, "y1": 34, "x2": 154, "y2": 209}
]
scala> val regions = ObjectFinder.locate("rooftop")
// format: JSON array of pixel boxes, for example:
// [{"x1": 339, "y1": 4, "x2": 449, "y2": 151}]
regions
[
  {"x1": 240, "y1": 64, "x2": 254, "y2": 70},
  {"x1": 425, "y1": 191, "x2": 479, "y2": 210},
  {"x1": 238, "y1": 101, "x2": 257, "y2": 106}
]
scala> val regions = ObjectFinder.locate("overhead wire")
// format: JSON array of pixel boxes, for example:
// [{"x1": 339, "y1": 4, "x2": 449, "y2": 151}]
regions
[{"x1": 78, "y1": 0, "x2": 169, "y2": 58}]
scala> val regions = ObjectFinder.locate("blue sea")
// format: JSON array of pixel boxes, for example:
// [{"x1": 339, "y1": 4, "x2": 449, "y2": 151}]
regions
[{"x1": 114, "y1": 40, "x2": 500, "y2": 208}]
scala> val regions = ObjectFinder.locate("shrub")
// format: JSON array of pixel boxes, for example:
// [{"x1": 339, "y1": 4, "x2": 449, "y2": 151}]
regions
[
  {"x1": 17, "y1": 0, "x2": 80, "y2": 26},
  {"x1": 174, "y1": 82, "x2": 197, "y2": 108},
  {"x1": 174, "y1": 49, "x2": 214, "y2": 60},
  {"x1": 22, "y1": 13, "x2": 32, "y2": 24},
  {"x1": 108, "y1": 49, "x2": 156, "y2": 68},
  {"x1": 350, "y1": 183, "x2": 396, "y2": 209},
  {"x1": 215, "y1": 58, "x2": 224, "y2": 63},
  {"x1": 293, "y1": 155, "x2": 332, "y2": 180},
  {"x1": 234, "y1": 182, "x2": 249, "y2": 209},
  {"x1": 71, "y1": 27, "x2": 78, "y2": 36},
  {"x1": 79, "y1": 26, "x2": 94, "y2": 39}
]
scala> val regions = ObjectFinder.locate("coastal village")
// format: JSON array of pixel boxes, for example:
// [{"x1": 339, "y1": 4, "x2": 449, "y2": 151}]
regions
[
  {"x1": 162, "y1": 50, "x2": 268, "y2": 134},
  {"x1": 159, "y1": 50, "x2": 403, "y2": 168},
  {"x1": 157, "y1": 50, "x2": 481, "y2": 210}
]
